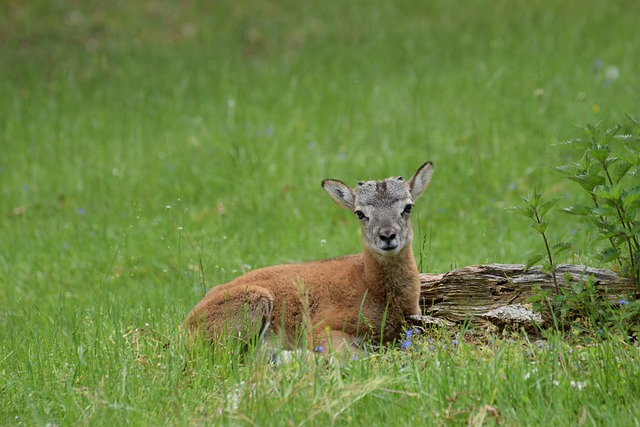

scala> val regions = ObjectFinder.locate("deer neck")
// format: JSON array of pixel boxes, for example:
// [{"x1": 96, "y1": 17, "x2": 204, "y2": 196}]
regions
[{"x1": 363, "y1": 244, "x2": 420, "y2": 296}]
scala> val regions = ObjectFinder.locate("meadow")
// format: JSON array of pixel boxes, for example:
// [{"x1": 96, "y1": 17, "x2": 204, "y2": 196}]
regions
[{"x1": 1, "y1": 0, "x2": 639, "y2": 425}]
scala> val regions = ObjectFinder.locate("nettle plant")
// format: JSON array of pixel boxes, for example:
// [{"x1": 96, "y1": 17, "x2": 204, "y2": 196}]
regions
[
  {"x1": 559, "y1": 115, "x2": 640, "y2": 286},
  {"x1": 515, "y1": 116, "x2": 640, "y2": 333},
  {"x1": 513, "y1": 190, "x2": 570, "y2": 293}
]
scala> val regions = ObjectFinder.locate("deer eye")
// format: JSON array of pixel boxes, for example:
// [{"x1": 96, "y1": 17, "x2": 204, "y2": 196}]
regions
[
  {"x1": 402, "y1": 204, "x2": 413, "y2": 215},
  {"x1": 354, "y1": 210, "x2": 368, "y2": 220}
]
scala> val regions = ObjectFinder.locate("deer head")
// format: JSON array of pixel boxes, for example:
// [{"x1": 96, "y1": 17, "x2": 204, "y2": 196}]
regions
[{"x1": 322, "y1": 162, "x2": 434, "y2": 256}]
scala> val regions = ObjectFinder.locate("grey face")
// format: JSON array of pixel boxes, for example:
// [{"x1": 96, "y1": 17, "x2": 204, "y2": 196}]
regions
[
  {"x1": 322, "y1": 162, "x2": 434, "y2": 257},
  {"x1": 353, "y1": 178, "x2": 414, "y2": 254}
]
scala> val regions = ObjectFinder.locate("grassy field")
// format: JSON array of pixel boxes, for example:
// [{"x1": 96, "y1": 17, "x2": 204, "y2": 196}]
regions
[{"x1": 1, "y1": 0, "x2": 639, "y2": 425}]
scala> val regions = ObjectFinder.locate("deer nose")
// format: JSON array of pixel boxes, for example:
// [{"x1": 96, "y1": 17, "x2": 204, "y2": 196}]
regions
[{"x1": 379, "y1": 227, "x2": 397, "y2": 243}]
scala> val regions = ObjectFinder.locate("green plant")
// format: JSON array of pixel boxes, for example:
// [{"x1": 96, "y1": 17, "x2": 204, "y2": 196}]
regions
[
  {"x1": 527, "y1": 275, "x2": 609, "y2": 333},
  {"x1": 521, "y1": 116, "x2": 640, "y2": 336},
  {"x1": 513, "y1": 190, "x2": 571, "y2": 293},
  {"x1": 558, "y1": 116, "x2": 640, "y2": 289}
]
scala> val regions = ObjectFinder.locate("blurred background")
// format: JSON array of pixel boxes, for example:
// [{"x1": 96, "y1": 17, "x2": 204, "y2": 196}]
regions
[{"x1": 1, "y1": 0, "x2": 638, "y2": 312}]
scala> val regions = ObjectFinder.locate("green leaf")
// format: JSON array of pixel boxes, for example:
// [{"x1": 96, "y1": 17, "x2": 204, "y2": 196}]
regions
[
  {"x1": 598, "y1": 247, "x2": 621, "y2": 263},
  {"x1": 511, "y1": 205, "x2": 535, "y2": 218},
  {"x1": 567, "y1": 173, "x2": 605, "y2": 192},
  {"x1": 613, "y1": 161, "x2": 633, "y2": 182},
  {"x1": 562, "y1": 205, "x2": 591, "y2": 216},
  {"x1": 584, "y1": 123, "x2": 600, "y2": 140},
  {"x1": 591, "y1": 217, "x2": 614, "y2": 233},
  {"x1": 538, "y1": 198, "x2": 559, "y2": 217},
  {"x1": 590, "y1": 147, "x2": 611, "y2": 166},
  {"x1": 617, "y1": 149, "x2": 640, "y2": 168},
  {"x1": 590, "y1": 206, "x2": 617, "y2": 217},
  {"x1": 570, "y1": 281, "x2": 584, "y2": 294},
  {"x1": 531, "y1": 221, "x2": 548, "y2": 234},
  {"x1": 552, "y1": 241, "x2": 572, "y2": 257},
  {"x1": 614, "y1": 134, "x2": 640, "y2": 144},
  {"x1": 604, "y1": 124, "x2": 623, "y2": 137},
  {"x1": 622, "y1": 186, "x2": 640, "y2": 209},
  {"x1": 523, "y1": 190, "x2": 542, "y2": 208},
  {"x1": 629, "y1": 222, "x2": 640, "y2": 236},
  {"x1": 525, "y1": 253, "x2": 545, "y2": 270},
  {"x1": 554, "y1": 162, "x2": 584, "y2": 177},
  {"x1": 626, "y1": 114, "x2": 640, "y2": 129},
  {"x1": 593, "y1": 184, "x2": 622, "y2": 202}
]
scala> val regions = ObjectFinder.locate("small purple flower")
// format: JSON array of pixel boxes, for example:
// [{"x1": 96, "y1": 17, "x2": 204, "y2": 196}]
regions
[
  {"x1": 619, "y1": 299, "x2": 629, "y2": 305},
  {"x1": 77, "y1": 208, "x2": 86, "y2": 215},
  {"x1": 401, "y1": 340, "x2": 411, "y2": 349},
  {"x1": 592, "y1": 59, "x2": 603, "y2": 72},
  {"x1": 452, "y1": 339, "x2": 458, "y2": 346},
  {"x1": 314, "y1": 346, "x2": 324, "y2": 353},
  {"x1": 405, "y1": 329, "x2": 413, "y2": 338},
  {"x1": 351, "y1": 355, "x2": 358, "y2": 361}
]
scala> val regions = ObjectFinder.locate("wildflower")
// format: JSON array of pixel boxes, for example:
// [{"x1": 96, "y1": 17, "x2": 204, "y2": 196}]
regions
[
  {"x1": 314, "y1": 346, "x2": 324, "y2": 353},
  {"x1": 401, "y1": 340, "x2": 411, "y2": 349},
  {"x1": 605, "y1": 65, "x2": 620, "y2": 80},
  {"x1": 570, "y1": 381, "x2": 587, "y2": 391},
  {"x1": 618, "y1": 299, "x2": 629, "y2": 305},
  {"x1": 452, "y1": 339, "x2": 458, "y2": 346},
  {"x1": 592, "y1": 59, "x2": 603, "y2": 72},
  {"x1": 405, "y1": 329, "x2": 413, "y2": 338},
  {"x1": 77, "y1": 208, "x2": 86, "y2": 215}
]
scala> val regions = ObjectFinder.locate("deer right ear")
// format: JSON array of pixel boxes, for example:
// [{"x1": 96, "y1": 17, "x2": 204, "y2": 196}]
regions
[
  {"x1": 408, "y1": 161, "x2": 434, "y2": 200},
  {"x1": 322, "y1": 179, "x2": 356, "y2": 211}
]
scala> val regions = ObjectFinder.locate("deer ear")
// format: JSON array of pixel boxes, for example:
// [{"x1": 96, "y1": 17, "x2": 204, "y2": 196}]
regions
[
  {"x1": 322, "y1": 179, "x2": 356, "y2": 211},
  {"x1": 408, "y1": 162, "x2": 434, "y2": 200}
]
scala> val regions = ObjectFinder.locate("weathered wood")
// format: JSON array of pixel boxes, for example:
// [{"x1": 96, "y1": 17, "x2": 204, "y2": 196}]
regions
[{"x1": 412, "y1": 264, "x2": 637, "y2": 330}]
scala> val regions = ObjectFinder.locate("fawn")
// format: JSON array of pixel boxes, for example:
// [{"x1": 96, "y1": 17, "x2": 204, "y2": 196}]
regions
[{"x1": 186, "y1": 162, "x2": 434, "y2": 355}]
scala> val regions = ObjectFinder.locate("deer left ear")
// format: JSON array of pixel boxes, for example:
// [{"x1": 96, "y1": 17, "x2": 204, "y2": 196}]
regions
[
  {"x1": 408, "y1": 162, "x2": 434, "y2": 200},
  {"x1": 322, "y1": 179, "x2": 356, "y2": 211}
]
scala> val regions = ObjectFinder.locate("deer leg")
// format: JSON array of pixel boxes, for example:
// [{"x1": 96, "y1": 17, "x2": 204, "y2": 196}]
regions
[
  {"x1": 313, "y1": 329, "x2": 363, "y2": 357},
  {"x1": 186, "y1": 284, "x2": 274, "y2": 348}
]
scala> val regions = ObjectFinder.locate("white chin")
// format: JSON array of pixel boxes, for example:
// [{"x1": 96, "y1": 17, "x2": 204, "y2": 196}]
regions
[{"x1": 375, "y1": 245, "x2": 401, "y2": 255}]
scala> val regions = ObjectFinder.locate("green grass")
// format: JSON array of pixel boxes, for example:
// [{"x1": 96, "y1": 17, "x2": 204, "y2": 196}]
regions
[{"x1": 1, "y1": 0, "x2": 639, "y2": 425}]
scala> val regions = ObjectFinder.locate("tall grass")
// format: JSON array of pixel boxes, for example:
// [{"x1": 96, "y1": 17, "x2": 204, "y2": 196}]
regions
[{"x1": 1, "y1": 0, "x2": 639, "y2": 425}]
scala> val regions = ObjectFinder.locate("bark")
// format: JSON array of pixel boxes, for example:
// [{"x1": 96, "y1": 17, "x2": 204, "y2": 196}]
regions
[{"x1": 410, "y1": 264, "x2": 637, "y2": 331}]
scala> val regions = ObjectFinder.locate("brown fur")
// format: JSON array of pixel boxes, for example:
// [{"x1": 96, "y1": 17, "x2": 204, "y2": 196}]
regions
[{"x1": 185, "y1": 162, "x2": 434, "y2": 354}]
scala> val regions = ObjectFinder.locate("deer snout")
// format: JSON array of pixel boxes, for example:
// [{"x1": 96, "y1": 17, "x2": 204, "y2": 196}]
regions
[{"x1": 378, "y1": 226, "x2": 399, "y2": 251}]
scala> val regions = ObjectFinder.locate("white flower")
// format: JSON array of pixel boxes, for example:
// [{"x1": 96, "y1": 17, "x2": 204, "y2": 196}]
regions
[{"x1": 570, "y1": 381, "x2": 587, "y2": 391}]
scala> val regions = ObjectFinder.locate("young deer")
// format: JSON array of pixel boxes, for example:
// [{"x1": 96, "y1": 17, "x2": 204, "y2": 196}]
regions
[{"x1": 186, "y1": 162, "x2": 434, "y2": 355}]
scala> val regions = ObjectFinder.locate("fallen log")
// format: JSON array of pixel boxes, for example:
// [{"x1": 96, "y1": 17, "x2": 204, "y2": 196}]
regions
[{"x1": 412, "y1": 264, "x2": 638, "y2": 331}]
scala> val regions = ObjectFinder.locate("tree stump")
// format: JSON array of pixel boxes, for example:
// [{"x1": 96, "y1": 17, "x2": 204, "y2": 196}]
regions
[{"x1": 411, "y1": 264, "x2": 637, "y2": 330}]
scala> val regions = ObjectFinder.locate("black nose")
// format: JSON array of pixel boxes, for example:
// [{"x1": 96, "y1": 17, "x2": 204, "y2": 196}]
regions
[{"x1": 379, "y1": 227, "x2": 396, "y2": 243}]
